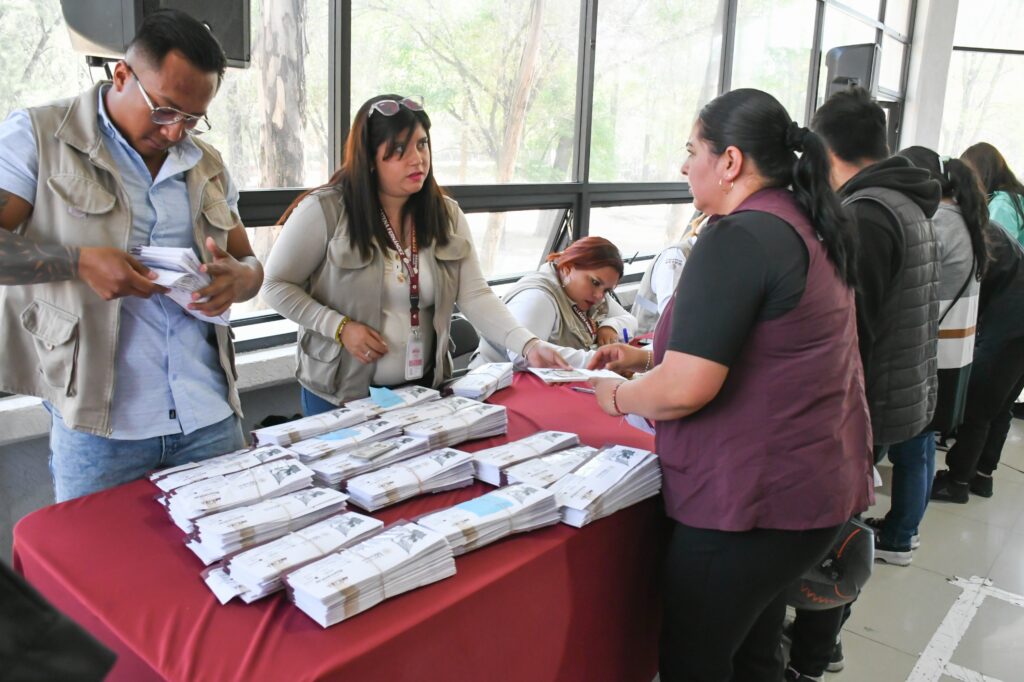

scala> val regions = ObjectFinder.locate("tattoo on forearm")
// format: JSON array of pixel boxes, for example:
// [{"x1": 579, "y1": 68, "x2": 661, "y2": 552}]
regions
[{"x1": 0, "y1": 215, "x2": 80, "y2": 285}]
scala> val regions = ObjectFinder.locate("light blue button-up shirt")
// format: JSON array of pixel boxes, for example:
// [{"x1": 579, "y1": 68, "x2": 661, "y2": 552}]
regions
[{"x1": 0, "y1": 87, "x2": 237, "y2": 438}]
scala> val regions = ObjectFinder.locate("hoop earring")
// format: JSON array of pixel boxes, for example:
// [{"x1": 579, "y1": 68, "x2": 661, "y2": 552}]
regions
[{"x1": 718, "y1": 178, "x2": 734, "y2": 193}]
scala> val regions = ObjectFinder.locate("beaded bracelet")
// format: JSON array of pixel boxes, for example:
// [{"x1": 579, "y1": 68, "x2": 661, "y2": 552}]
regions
[
  {"x1": 611, "y1": 381, "x2": 626, "y2": 416},
  {"x1": 334, "y1": 316, "x2": 350, "y2": 347},
  {"x1": 643, "y1": 350, "x2": 652, "y2": 373}
]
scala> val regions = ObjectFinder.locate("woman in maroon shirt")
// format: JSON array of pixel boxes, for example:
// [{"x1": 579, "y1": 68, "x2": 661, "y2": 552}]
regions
[{"x1": 589, "y1": 89, "x2": 872, "y2": 681}]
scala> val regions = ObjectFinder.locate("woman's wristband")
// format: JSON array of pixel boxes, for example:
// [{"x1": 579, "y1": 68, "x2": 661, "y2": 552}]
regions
[
  {"x1": 334, "y1": 316, "x2": 350, "y2": 346},
  {"x1": 522, "y1": 337, "x2": 541, "y2": 358},
  {"x1": 643, "y1": 349, "x2": 652, "y2": 372},
  {"x1": 611, "y1": 381, "x2": 626, "y2": 417}
]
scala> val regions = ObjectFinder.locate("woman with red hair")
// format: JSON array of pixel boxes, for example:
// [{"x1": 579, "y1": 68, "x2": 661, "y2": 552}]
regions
[{"x1": 473, "y1": 236, "x2": 637, "y2": 368}]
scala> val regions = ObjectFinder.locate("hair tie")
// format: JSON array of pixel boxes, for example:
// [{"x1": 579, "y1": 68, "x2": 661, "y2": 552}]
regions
[
  {"x1": 784, "y1": 121, "x2": 808, "y2": 152},
  {"x1": 939, "y1": 155, "x2": 950, "y2": 177}
]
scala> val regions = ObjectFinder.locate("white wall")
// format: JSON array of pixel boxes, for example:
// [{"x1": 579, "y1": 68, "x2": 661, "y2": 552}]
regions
[{"x1": 900, "y1": 0, "x2": 959, "y2": 150}]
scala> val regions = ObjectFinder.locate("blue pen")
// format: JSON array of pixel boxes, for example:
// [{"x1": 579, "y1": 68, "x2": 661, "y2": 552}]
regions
[{"x1": 622, "y1": 329, "x2": 630, "y2": 344}]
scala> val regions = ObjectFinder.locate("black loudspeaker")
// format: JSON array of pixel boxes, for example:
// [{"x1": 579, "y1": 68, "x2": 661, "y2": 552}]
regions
[
  {"x1": 823, "y1": 43, "x2": 879, "y2": 100},
  {"x1": 62, "y1": 0, "x2": 250, "y2": 68}
]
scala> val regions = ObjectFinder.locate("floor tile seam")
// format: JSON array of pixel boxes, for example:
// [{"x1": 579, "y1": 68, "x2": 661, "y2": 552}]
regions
[{"x1": 839, "y1": 628, "x2": 921, "y2": 660}]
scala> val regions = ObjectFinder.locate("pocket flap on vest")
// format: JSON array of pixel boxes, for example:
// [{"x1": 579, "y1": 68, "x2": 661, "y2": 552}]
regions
[
  {"x1": 20, "y1": 300, "x2": 79, "y2": 346},
  {"x1": 434, "y1": 234, "x2": 469, "y2": 261},
  {"x1": 299, "y1": 329, "x2": 342, "y2": 362},
  {"x1": 328, "y1": 238, "x2": 373, "y2": 269},
  {"x1": 202, "y1": 199, "x2": 238, "y2": 230},
  {"x1": 46, "y1": 175, "x2": 116, "y2": 215}
]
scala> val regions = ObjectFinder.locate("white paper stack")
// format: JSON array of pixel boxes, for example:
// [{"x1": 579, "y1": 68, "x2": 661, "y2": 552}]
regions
[
  {"x1": 308, "y1": 435, "x2": 432, "y2": 488},
  {"x1": 504, "y1": 445, "x2": 599, "y2": 488},
  {"x1": 250, "y1": 406, "x2": 370, "y2": 446},
  {"x1": 150, "y1": 445, "x2": 296, "y2": 492},
  {"x1": 527, "y1": 367, "x2": 622, "y2": 384},
  {"x1": 416, "y1": 483, "x2": 560, "y2": 555},
  {"x1": 346, "y1": 385, "x2": 440, "y2": 416},
  {"x1": 286, "y1": 523, "x2": 456, "y2": 627},
  {"x1": 161, "y1": 458, "x2": 315, "y2": 533},
  {"x1": 549, "y1": 445, "x2": 662, "y2": 528},
  {"x1": 288, "y1": 417, "x2": 405, "y2": 463},
  {"x1": 471, "y1": 431, "x2": 580, "y2": 486},
  {"x1": 381, "y1": 396, "x2": 480, "y2": 427},
  {"x1": 186, "y1": 487, "x2": 349, "y2": 565},
  {"x1": 132, "y1": 245, "x2": 229, "y2": 325},
  {"x1": 345, "y1": 448, "x2": 475, "y2": 512},
  {"x1": 203, "y1": 511, "x2": 383, "y2": 604},
  {"x1": 403, "y1": 402, "x2": 508, "y2": 449},
  {"x1": 450, "y1": 362, "x2": 513, "y2": 400}
]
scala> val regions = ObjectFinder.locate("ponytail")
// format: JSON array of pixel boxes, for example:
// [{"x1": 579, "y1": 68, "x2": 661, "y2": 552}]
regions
[{"x1": 945, "y1": 158, "x2": 990, "y2": 279}]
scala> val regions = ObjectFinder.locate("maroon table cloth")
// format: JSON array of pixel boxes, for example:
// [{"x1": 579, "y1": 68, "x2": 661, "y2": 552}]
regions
[{"x1": 13, "y1": 373, "x2": 669, "y2": 681}]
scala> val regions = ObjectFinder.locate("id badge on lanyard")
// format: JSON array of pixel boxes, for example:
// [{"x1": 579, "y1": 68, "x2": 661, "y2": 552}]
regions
[{"x1": 381, "y1": 209, "x2": 425, "y2": 380}]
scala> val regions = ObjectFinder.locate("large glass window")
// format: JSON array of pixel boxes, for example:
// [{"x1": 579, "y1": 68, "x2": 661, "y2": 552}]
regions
[
  {"x1": 588, "y1": 203, "x2": 695, "y2": 276},
  {"x1": 589, "y1": 0, "x2": 726, "y2": 182},
  {"x1": 816, "y1": 6, "x2": 878, "y2": 107},
  {"x1": 350, "y1": 1, "x2": 581, "y2": 186},
  {"x1": 953, "y1": 0, "x2": 1024, "y2": 51},
  {"x1": 463, "y1": 209, "x2": 564, "y2": 280},
  {"x1": 732, "y1": 0, "x2": 816, "y2": 124}
]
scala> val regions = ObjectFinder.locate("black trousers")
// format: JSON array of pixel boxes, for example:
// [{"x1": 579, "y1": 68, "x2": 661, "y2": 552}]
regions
[
  {"x1": 789, "y1": 603, "x2": 851, "y2": 676},
  {"x1": 659, "y1": 521, "x2": 842, "y2": 682},
  {"x1": 946, "y1": 335, "x2": 1024, "y2": 482}
]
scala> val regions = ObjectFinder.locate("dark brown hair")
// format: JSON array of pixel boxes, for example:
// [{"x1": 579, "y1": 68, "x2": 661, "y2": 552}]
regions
[
  {"x1": 279, "y1": 94, "x2": 450, "y2": 260},
  {"x1": 961, "y1": 142, "x2": 1024, "y2": 230},
  {"x1": 546, "y1": 236, "x2": 624, "y2": 278}
]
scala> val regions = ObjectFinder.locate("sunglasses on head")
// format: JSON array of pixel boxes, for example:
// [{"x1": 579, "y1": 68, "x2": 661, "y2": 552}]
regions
[{"x1": 369, "y1": 96, "x2": 425, "y2": 118}]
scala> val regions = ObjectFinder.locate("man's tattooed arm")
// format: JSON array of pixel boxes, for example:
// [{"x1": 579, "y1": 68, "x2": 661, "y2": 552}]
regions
[{"x1": 0, "y1": 190, "x2": 80, "y2": 285}]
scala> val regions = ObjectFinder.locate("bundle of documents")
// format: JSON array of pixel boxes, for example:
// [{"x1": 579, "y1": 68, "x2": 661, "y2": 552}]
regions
[
  {"x1": 250, "y1": 406, "x2": 370, "y2": 446},
  {"x1": 132, "y1": 245, "x2": 228, "y2": 325},
  {"x1": 161, "y1": 457, "x2": 315, "y2": 532},
  {"x1": 403, "y1": 402, "x2": 508, "y2": 449},
  {"x1": 449, "y1": 362, "x2": 513, "y2": 400},
  {"x1": 416, "y1": 483, "x2": 560, "y2": 555},
  {"x1": 203, "y1": 511, "x2": 383, "y2": 604},
  {"x1": 471, "y1": 431, "x2": 580, "y2": 486},
  {"x1": 381, "y1": 396, "x2": 480, "y2": 427},
  {"x1": 549, "y1": 445, "x2": 662, "y2": 527},
  {"x1": 286, "y1": 522, "x2": 456, "y2": 627},
  {"x1": 504, "y1": 445, "x2": 599, "y2": 488},
  {"x1": 527, "y1": 367, "x2": 622, "y2": 384},
  {"x1": 288, "y1": 417, "x2": 405, "y2": 463},
  {"x1": 345, "y1": 448, "x2": 475, "y2": 512},
  {"x1": 308, "y1": 435, "x2": 432, "y2": 488},
  {"x1": 186, "y1": 487, "x2": 349, "y2": 565},
  {"x1": 346, "y1": 385, "x2": 440, "y2": 416},
  {"x1": 149, "y1": 445, "x2": 295, "y2": 492}
]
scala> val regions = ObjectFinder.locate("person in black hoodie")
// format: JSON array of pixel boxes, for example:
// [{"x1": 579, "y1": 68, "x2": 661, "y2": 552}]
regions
[{"x1": 784, "y1": 87, "x2": 941, "y2": 682}]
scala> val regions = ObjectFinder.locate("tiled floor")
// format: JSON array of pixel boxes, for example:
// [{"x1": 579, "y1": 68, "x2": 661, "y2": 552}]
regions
[{"x1": 827, "y1": 419, "x2": 1024, "y2": 681}]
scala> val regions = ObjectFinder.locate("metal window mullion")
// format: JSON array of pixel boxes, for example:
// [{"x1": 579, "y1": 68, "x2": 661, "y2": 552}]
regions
[
  {"x1": 327, "y1": 0, "x2": 351, "y2": 172},
  {"x1": 718, "y1": 0, "x2": 738, "y2": 95},
  {"x1": 572, "y1": 0, "x2": 599, "y2": 237},
  {"x1": 805, "y1": 0, "x2": 827, "y2": 123}
]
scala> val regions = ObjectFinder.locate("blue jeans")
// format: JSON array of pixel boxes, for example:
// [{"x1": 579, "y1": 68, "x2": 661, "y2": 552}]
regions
[
  {"x1": 49, "y1": 413, "x2": 245, "y2": 502},
  {"x1": 301, "y1": 387, "x2": 339, "y2": 416},
  {"x1": 882, "y1": 430, "x2": 936, "y2": 549}
]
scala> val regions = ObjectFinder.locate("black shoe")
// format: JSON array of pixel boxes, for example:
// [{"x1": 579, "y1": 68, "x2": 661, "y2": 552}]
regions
[
  {"x1": 931, "y1": 470, "x2": 969, "y2": 503},
  {"x1": 969, "y1": 474, "x2": 994, "y2": 498},
  {"x1": 864, "y1": 516, "x2": 920, "y2": 549},
  {"x1": 784, "y1": 667, "x2": 822, "y2": 681},
  {"x1": 827, "y1": 637, "x2": 845, "y2": 673}
]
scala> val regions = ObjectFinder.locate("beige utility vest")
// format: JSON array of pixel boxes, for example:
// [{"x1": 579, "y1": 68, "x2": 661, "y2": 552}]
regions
[
  {"x1": 0, "y1": 83, "x2": 242, "y2": 436},
  {"x1": 296, "y1": 187, "x2": 473, "y2": 405}
]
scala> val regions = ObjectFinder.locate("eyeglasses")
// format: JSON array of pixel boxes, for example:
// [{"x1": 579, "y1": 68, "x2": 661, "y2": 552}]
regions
[
  {"x1": 126, "y1": 65, "x2": 212, "y2": 135},
  {"x1": 369, "y1": 96, "x2": 424, "y2": 118}
]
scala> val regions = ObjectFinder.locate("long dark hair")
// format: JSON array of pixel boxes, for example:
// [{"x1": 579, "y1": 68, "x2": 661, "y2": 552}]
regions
[
  {"x1": 899, "y1": 146, "x2": 989, "y2": 279},
  {"x1": 279, "y1": 94, "x2": 451, "y2": 260},
  {"x1": 961, "y1": 142, "x2": 1024, "y2": 230},
  {"x1": 697, "y1": 88, "x2": 857, "y2": 286}
]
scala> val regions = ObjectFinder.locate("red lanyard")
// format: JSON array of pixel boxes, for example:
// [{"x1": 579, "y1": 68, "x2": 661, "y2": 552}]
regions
[
  {"x1": 380, "y1": 209, "x2": 420, "y2": 329},
  {"x1": 570, "y1": 303, "x2": 598, "y2": 341}
]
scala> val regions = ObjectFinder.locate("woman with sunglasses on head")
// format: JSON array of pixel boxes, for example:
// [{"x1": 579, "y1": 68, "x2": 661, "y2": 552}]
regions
[
  {"x1": 262, "y1": 94, "x2": 568, "y2": 414},
  {"x1": 587, "y1": 89, "x2": 872, "y2": 681},
  {"x1": 471, "y1": 236, "x2": 637, "y2": 368}
]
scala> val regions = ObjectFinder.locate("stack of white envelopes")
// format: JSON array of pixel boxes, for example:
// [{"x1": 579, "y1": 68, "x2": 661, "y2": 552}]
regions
[
  {"x1": 403, "y1": 402, "x2": 507, "y2": 449},
  {"x1": 549, "y1": 445, "x2": 662, "y2": 527},
  {"x1": 161, "y1": 457, "x2": 315, "y2": 532},
  {"x1": 203, "y1": 511, "x2": 383, "y2": 604},
  {"x1": 527, "y1": 367, "x2": 621, "y2": 384},
  {"x1": 471, "y1": 431, "x2": 580, "y2": 486},
  {"x1": 286, "y1": 522, "x2": 456, "y2": 627},
  {"x1": 503, "y1": 445, "x2": 599, "y2": 488},
  {"x1": 346, "y1": 385, "x2": 440, "y2": 416},
  {"x1": 186, "y1": 487, "x2": 349, "y2": 565},
  {"x1": 250, "y1": 406, "x2": 370, "y2": 446},
  {"x1": 381, "y1": 396, "x2": 480, "y2": 427},
  {"x1": 288, "y1": 417, "x2": 405, "y2": 463},
  {"x1": 150, "y1": 445, "x2": 295, "y2": 492},
  {"x1": 308, "y1": 435, "x2": 432, "y2": 488},
  {"x1": 416, "y1": 483, "x2": 560, "y2": 555},
  {"x1": 345, "y1": 448, "x2": 475, "y2": 512},
  {"x1": 132, "y1": 245, "x2": 228, "y2": 325},
  {"x1": 449, "y1": 362, "x2": 513, "y2": 400}
]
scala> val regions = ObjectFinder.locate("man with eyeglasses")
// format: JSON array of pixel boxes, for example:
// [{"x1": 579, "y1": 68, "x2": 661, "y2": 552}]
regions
[{"x1": 0, "y1": 9, "x2": 262, "y2": 501}]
